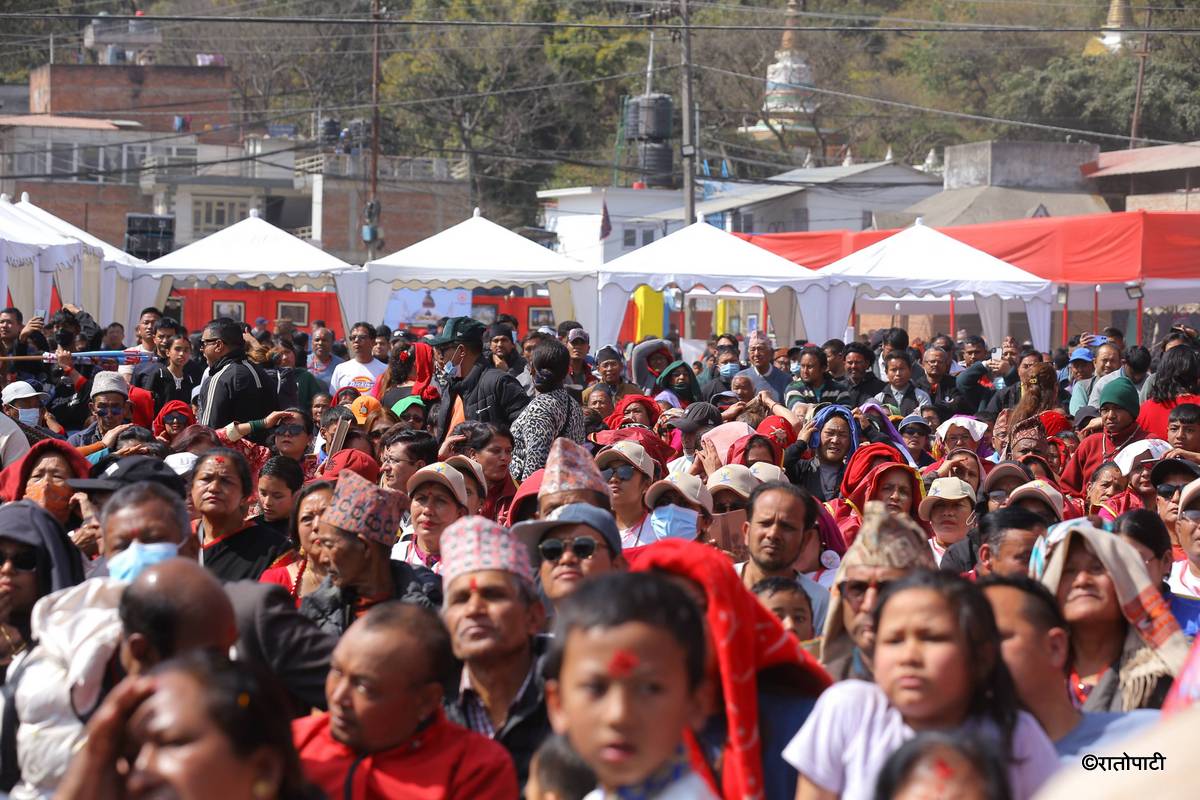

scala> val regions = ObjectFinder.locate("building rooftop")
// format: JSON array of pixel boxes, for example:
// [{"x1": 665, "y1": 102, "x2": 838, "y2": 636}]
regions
[
  {"x1": 0, "y1": 114, "x2": 140, "y2": 130},
  {"x1": 1084, "y1": 142, "x2": 1200, "y2": 179}
]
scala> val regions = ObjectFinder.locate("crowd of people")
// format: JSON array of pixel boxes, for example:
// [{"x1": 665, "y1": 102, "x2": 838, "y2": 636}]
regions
[{"x1": 0, "y1": 300, "x2": 1196, "y2": 799}]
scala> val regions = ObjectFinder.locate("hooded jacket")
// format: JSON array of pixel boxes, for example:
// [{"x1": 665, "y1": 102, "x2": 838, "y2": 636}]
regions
[
  {"x1": 653, "y1": 360, "x2": 703, "y2": 409},
  {"x1": 196, "y1": 348, "x2": 278, "y2": 431},
  {"x1": 0, "y1": 440, "x2": 92, "y2": 504},
  {"x1": 434, "y1": 358, "x2": 529, "y2": 440}
]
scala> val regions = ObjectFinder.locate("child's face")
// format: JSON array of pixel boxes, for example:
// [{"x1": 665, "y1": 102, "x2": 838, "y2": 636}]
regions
[
  {"x1": 760, "y1": 588, "x2": 814, "y2": 640},
  {"x1": 873, "y1": 588, "x2": 973, "y2": 730},
  {"x1": 886, "y1": 359, "x2": 911, "y2": 388},
  {"x1": 1168, "y1": 418, "x2": 1200, "y2": 451},
  {"x1": 547, "y1": 621, "x2": 702, "y2": 791}
]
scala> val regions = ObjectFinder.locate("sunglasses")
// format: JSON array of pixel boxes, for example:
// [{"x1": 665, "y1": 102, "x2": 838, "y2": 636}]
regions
[
  {"x1": 0, "y1": 550, "x2": 38, "y2": 572},
  {"x1": 93, "y1": 406, "x2": 126, "y2": 417},
  {"x1": 600, "y1": 464, "x2": 636, "y2": 482},
  {"x1": 163, "y1": 412, "x2": 189, "y2": 426},
  {"x1": 348, "y1": 335, "x2": 371, "y2": 342},
  {"x1": 712, "y1": 497, "x2": 746, "y2": 514},
  {"x1": 200, "y1": 338, "x2": 222, "y2": 348},
  {"x1": 837, "y1": 578, "x2": 895, "y2": 605},
  {"x1": 1156, "y1": 483, "x2": 1186, "y2": 500},
  {"x1": 276, "y1": 424, "x2": 307, "y2": 437},
  {"x1": 538, "y1": 536, "x2": 599, "y2": 563},
  {"x1": 1180, "y1": 509, "x2": 1200, "y2": 524},
  {"x1": 987, "y1": 490, "x2": 1010, "y2": 503}
]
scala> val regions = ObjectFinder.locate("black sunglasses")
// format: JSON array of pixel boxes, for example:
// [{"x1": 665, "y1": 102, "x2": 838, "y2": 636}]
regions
[
  {"x1": 1156, "y1": 483, "x2": 1186, "y2": 500},
  {"x1": 713, "y1": 498, "x2": 747, "y2": 514},
  {"x1": 276, "y1": 424, "x2": 307, "y2": 437},
  {"x1": 163, "y1": 412, "x2": 189, "y2": 426},
  {"x1": 0, "y1": 550, "x2": 38, "y2": 572},
  {"x1": 600, "y1": 464, "x2": 636, "y2": 482},
  {"x1": 838, "y1": 578, "x2": 895, "y2": 604},
  {"x1": 538, "y1": 536, "x2": 599, "y2": 563}
]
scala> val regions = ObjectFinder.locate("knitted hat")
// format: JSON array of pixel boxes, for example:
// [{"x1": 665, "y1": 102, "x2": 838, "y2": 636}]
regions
[
  {"x1": 322, "y1": 468, "x2": 406, "y2": 546},
  {"x1": 1099, "y1": 376, "x2": 1141, "y2": 418},
  {"x1": 440, "y1": 516, "x2": 535, "y2": 590},
  {"x1": 540, "y1": 438, "x2": 611, "y2": 500}
]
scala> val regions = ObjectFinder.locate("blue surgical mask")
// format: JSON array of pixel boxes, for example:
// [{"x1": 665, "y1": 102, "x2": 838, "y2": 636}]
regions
[
  {"x1": 106, "y1": 540, "x2": 179, "y2": 582},
  {"x1": 789, "y1": 360, "x2": 802, "y2": 376},
  {"x1": 718, "y1": 362, "x2": 739, "y2": 380},
  {"x1": 442, "y1": 359, "x2": 459, "y2": 380},
  {"x1": 16, "y1": 407, "x2": 39, "y2": 427},
  {"x1": 648, "y1": 504, "x2": 699, "y2": 542}
]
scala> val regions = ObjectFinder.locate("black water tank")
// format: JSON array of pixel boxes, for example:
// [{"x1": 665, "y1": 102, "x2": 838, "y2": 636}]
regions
[
  {"x1": 626, "y1": 93, "x2": 673, "y2": 140},
  {"x1": 639, "y1": 141, "x2": 674, "y2": 187}
]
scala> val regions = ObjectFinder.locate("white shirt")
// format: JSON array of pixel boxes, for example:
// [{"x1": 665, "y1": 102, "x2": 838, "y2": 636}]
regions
[
  {"x1": 0, "y1": 413, "x2": 30, "y2": 468},
  {"x1": 1169, "y1": 560, "x2": 1200, "y2": 599},
  {"x1": 583, "y1": 772, "x2": 717, "y2": 800},
  {"x1": 330, "y1": 358, "x2": 386, "y2": 394},
  {"x1": 620, "y1": 515, "x2": 653, "y2": 548}
]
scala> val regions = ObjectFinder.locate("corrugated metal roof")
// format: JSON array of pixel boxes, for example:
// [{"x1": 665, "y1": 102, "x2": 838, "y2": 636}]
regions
[
  {"x1": 902, "y1": 185, "x2": 1109, "y2": 227},
  {"x1": 0, "y1": 115, "x2": 123, "y2": 131},
  {"x1": 1084, "y1": 142, "x2": 1200, "y2": 178},
  {"x1": 646, "y1": 184, "x2": 804, "y2": 220}
]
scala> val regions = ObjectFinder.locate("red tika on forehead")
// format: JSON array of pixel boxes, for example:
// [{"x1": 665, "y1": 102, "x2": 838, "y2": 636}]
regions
[
  {"x1": 469, "y1": 576, "x2": 478, "y2": 592},
  {"x1": 606, "y1": 649, "x2": 639, "y2": 679}
]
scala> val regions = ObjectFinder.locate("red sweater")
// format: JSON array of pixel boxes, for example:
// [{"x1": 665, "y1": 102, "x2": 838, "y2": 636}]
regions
[
  {"x1": 1138, "y1": 395, "x2": 1200, "y2": 440},
  {"x1": 293, "y1": 710, "x2": 519, "y2": 800},
  {"x1": 1060, "y1": 426, "x2": 1147, "y2": 496}
]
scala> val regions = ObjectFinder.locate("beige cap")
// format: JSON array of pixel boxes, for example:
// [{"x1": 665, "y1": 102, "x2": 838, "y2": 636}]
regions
[
  {"x1": 1181, "y1": 477, "x2": 1200, "y2": 512},
  {"x1": 1008, "y1": 479, "x2": 1064, "y2": 521},
  {"x1": 406, "y1": 462, "x2": 469, "y2": 508},
  {"x1": 918, "y1": 477, "x2": 977, "y2": 521},
  {"x1": 644, "y1": 472, "x2": 714, "y2": 515},
  {"x1": 445, "y1": 455, "x2": 486, "y2": 493},
  {"x1": 595, "y1": 441, "x2": 655, "y2": 481},
  {"x1": 705, "y1": 464, "x2": 757, "y2": 500},
  {"x1": 749, "y1": 462, "x2": 786, "y2": 484}
]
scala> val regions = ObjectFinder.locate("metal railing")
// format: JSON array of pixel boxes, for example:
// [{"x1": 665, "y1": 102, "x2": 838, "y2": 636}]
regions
[{"x1": 294, "y1": 152, "x2": 463, "y2": 181}]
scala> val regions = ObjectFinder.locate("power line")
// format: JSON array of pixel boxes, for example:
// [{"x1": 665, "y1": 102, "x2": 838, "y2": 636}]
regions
[{"x1": 3, "y1": 11, "x2": 1200, "y2": 35}]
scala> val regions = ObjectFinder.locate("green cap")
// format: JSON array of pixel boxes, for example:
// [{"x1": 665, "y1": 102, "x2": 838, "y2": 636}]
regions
[
  {"x1": 1098, "y1": 376, "x2": 1140, "y2": 418},
  {"x1": 429, "y1": 316, "x2": 486, "y2": 348}
]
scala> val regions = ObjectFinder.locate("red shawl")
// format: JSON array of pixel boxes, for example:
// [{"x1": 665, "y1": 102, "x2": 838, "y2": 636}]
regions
[
  {"x1": 604, "y1": 394, "x2": 660, "y2": 431},
  {"x1": 319, "y1": 449, "x2": 381, "y2": 485},
  {"x1": 152, "y1": 400, "x2": 195, "y2": 438},
  {"x1": 0, "y1": 439, "x2": 92, "y2": 502},
  {"x1": 632, "y1": 540, "x2": 831, "y2": 800},
  {"x1": 372, "y1": 341, "x2": 440, "y2": 404},
  {"x1": 726, "y1": 433, "x2": 782, "y2": 467},
  {"x1": 756, "y1": 415, "x2": 797, "y2": 449},
  {"x1": 590, "y1": 426, "x2": 677, "y2": 473},
  {"x1": 836, "y1": 461, "x2": 924, "y2": 546}
]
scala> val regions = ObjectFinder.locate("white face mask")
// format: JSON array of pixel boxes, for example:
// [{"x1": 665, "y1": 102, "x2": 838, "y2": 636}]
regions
[
  {"x1": 16, "y1": 407, "x2": 39, "y2": 427},
  {"x1": 648, "y1": 504, "x2": 699, "y2": 542}
]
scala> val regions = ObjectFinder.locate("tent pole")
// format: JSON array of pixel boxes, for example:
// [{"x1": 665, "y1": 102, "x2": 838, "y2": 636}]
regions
[
  {"x1": 1137, "y1": 297, "x2": 1144, "y2": 345},
  {"x1": 1092, "y1": 284, "x2": 1100, "y2": 334},
  {"x1": 1061, "y1": 288, "x2": 1069, "y2": 348},
  {"x1": 948, "y1": 295, "x2": 956, "y2": 339}
]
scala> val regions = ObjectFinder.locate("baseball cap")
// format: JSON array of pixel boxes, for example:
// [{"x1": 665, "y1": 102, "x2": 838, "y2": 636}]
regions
[
  {"x1": 90, "y1": 371, "x2": 130, "y2": 399},
  {"x1": 1150, "y1": 458, "x2": 1200, "y2": 487},
  {"x1": 445, "y1": 454, "x2": 487, "y2": 493},
  {"x1": 1069, "y1": 347, "x2": 1093, "y2": 363},
  {"x1": 513, "y1": 503, "x2": 622, "y2": 562},
  {"x1": 668, "y1": 401, "x2": 722, "y2": 434},
  {"x1": 595, "y1": 345, "x2": 622, "y2": 364},
  {"x1": 749, "y1": 462, "x2": 787, "y2": 484},
  {"x1": 644, "y1": 473, "x2": 713, "y2": 515},
  {"x1": 567, "y1": 328, "x2": 590, "y2": 344},
  {"x1": 67, "y1": 455, "x2": 187, "y2": 499},
  {"x1": 1113, "y1": 439, "x2": 1171, "y2": 476},
  {"x1": 918, "y1": 477, "x2": 976, "y2": 521},
  {"x1": 1181, "y1": 477, "x2": 1200, "y2": 511},
  {"x1": 897, "y1": 413, "x2": 930, "y2": 433},
  {"x1": 1008, "y1": 480, "x2": 1065, "y2": 521},
  {"x1": 705, "y1": 464, "x2": 756, "y2": 500},
  {"x1": 429, "y1": 316, "x2": 486, "y2": 348},
  {"x1": 1, "y1": 381, "x2": 48, "y2": 406},
  {"x1": 982, "y1": 461, "x2": 1031, "y2": 494},
  {"x1": 406, "y1": 462, "x2": 470, "y2": 508},
  {"x1": 1073, "y1": 406, "x2": 1100, "y2": 429},
  {"x1": 595, "y1": 441, "x2": 655, "y2": 481}
]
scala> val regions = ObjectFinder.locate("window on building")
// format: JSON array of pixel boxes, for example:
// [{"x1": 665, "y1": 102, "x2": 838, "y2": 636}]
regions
[
  {"x1": 622, "y1": 228, "x2": 637, "y2": 248},
  {"x1": 861, "y1": 210, "x2": 874, "y2": 229},
  {"x1": 740, "y1": 212, "x2": 755, "y2": 234},
  {"x1": 77, "y1": 146, "x2": 102, "y2": 182},
  {"x1": 641, "y1": 228, "x2": 655, "y2": 246},
  {"x1": 49, "y1": 143, "x2": 74, "y2": 176},
  {"x1": 193, "y1": 197, "x2": 250, "y2": 236},
  {"x1": 791, "y1": 208, "x2": 809, "y2": 232}
]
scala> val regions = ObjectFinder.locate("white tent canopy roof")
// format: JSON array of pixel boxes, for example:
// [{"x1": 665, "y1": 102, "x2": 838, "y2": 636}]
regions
[
  {"x1": 818, "y1": 222, "x2": 1054, "y2": 350},
  {"x1": 15, "y1": 192, "x2": 143, "y2": 275},
  {"x1": 139, "y1": 209, "x2": 355, "y2": 282},
  {"x1": 596, "y1": 222, "x2": 833, "y2": 347}
]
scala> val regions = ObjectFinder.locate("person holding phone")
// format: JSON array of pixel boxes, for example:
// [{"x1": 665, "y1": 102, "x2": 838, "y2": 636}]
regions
[{"x1": 0, "y1": 307, "x2": 49, "y2": 381}]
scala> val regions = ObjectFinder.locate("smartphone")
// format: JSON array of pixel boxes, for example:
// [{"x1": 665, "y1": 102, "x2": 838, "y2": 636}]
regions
[
  {"x1": 991, "y1": 347, "x2": 1003, "y2": 360},
  {"x1": 33, "y1": 309, "x2": 46, "y2": 320}
]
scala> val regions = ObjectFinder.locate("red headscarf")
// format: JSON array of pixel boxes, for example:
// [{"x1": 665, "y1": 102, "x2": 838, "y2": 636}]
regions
[
  {"x1": 756, "y1": 415, "x2": 797, "y2": 449},
  {"x1": 632, "y1": 540, "x2": 831, "y2": 800},
  {"x1": 372, "y1": 341, "x2": 440, "y2": 404},
  {"x1": 0, "y1": 439, "x2": 92, "y2": 502},
  {"x1": 726, "y1": 433, "x2": 781, "y2": 467},
  {"x1": 152, "y1": 400, "x2": 195, "y2": 438},
  {"x1": 837, "y1": 442, "x2": 905, "y2": 500},
  {"x1": 1039, "y1": 409, "x2": 1072, "y2": 439},
  {"x1": 837, "y1": 461, "x2": 925, "y2": 546},
  {"x1": 604, "y1": 394, "x2": 660, "y2": 432},
  {"x1": 319, "y1": 448, "x2": 381, "y2": 485},
  {"x1": 590, "y1": 426, "x2": 676, "y2": 474}
]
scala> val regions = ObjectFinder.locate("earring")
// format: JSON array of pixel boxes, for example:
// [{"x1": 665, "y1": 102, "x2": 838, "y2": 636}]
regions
[{"x1": 253, "y1": 779, "x2": 274, "y2": 799}]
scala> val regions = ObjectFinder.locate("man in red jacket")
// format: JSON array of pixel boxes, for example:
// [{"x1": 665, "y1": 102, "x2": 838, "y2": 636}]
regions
[
  {"x1": 294, "y1": 602, "x2": 518, "y2": 800},
  {"x1": 1060, "y1": 376, "x2": 1147, "y2": 495}
]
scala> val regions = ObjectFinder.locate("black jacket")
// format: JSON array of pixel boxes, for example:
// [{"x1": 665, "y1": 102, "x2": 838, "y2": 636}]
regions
[
  {"x1": 196, "y1": 349, "x2": 278, "y2": 430},
  {"x1": 914, "y1": 372, "x2": 961, "y2": 410},
  {"x1": 843, "y1": 373, "x2": 886, "y2": 408},
  {"x1": 435, "y1": 359, "x2": 529, "y2": 439},
  {"x1": 444, "y1": 650, "x2": 551, "y2": 788},
  {"x1": 131, "y1": 357, "x2": 203, "y2": 412},
  {"x1": 299, "y1": 559, "x2": 442, "y2": 637}
]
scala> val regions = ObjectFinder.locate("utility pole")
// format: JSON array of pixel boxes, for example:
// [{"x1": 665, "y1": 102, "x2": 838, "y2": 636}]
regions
[
  {"x1": 679, "y1": 0, "x2": 696, "y2": 225},
  {"x1": 366, "y1": 0, "x2": 382, "y2": 259},
  {"x1": 1129, "y1": 7, "x2": 1152, "y2": 148}
]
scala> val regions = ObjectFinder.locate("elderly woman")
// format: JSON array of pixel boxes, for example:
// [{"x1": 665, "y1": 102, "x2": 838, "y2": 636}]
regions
[
  {"x1": 837, "y1": 461, "x2": 924, "y2": 545},
  {"x1": 0, "y1": 439, "x2": 92, "y2": 538},
  {"x1": 931, "y1": 415, "x2": 988, "y2": 462},
  {"x1": 819, "y1": 502, "x2": 936, "y2": 681},
  {"x1": 1040, "y1": 524, "x2": 1189, "y2": 711},
  {"x1": 784, "y1": 405, "x2": 860, "y2": 502}
]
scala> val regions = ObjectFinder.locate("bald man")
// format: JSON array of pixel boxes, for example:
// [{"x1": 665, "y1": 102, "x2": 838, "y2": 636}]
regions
[{"x1": 3, "y1": 558, "x2": 236, "y2": 798}]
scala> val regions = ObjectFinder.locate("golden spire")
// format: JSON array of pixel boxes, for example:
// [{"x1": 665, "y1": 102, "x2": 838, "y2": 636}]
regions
[{"x1": 1105, "y1": 0, "x2": 1134, "y2": 30}]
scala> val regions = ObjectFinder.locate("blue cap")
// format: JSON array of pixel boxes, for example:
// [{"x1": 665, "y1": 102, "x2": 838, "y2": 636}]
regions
[
  {"x1": 898, "y1": 413, "x2": 930, "y2": 432},
  {"x1": 1069, "y1": 347, "x2": 1093, "y2": 363}
]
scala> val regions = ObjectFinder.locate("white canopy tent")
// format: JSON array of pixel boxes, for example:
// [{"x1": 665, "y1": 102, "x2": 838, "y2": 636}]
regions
[
  {"x1": 596, "y1": 222, "x2": 832, "y2": 348},
  {"x1": 138, "y1": 209, "x2": 360, "y2": 333},
  {"x1": 815, "y1": 222, "x2": 1055, "y2": 351},
  {"x1": 10, "y1": 193, "x2": 143, "y2": 332},
  {"x1": 0, "y1": 199, "x2": 85, "y2": 319},
  {"x1": 344, "y1": 211, "x2": 598, "y2": 334}
]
